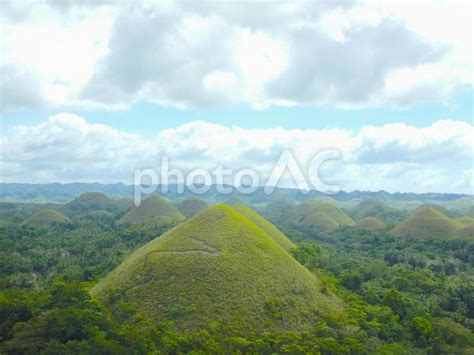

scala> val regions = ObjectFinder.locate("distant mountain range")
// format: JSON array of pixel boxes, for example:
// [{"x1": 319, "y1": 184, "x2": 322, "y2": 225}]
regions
[{"x1": 0, "y1": 182, "x2": 470, "y2": 203}]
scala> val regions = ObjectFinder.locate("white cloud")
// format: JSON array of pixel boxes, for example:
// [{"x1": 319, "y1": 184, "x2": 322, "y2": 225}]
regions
[
  {"x1": 1, "y1": 114, "x2": 472, "y2": 194},
  {"x1": 354, "y1": 119, "x2": 473, "y2": 163},
  {"x1": 0, "y1": 0, "x2": 471, "y2": 112},
  {"x1": 0, "y1": 0, "x2": 115, "y2": 112}
]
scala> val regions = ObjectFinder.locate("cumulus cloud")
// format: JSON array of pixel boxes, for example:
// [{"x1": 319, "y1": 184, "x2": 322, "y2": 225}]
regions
[
  {"x1": 0, "y1": 64, "x2": 45, "y2": 112},
  {"x1": 1, "y1": 113, "x2": 149, "y2": 182},
  {"x1": 1, "y1": 114, "x2": 472, "y2": 193},
  {"x1": 82, "y1": 6, "x2": 239, "y2": 108},
  {"x1": 267, "y1": 20, "x2": 446, "y2": 106},
  {"x1": 354, "y1": 119, "x2": 473, "y2": 163},
  {"x1": 0, "y1": 0, "x2": 471, "y2": 112}
]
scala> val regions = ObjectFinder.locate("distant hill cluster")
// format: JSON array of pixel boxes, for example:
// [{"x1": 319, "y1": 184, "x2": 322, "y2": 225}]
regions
[
  {"x1": 2, "y1": 183, "x2": 472, "y2": 239},
  {"x1": 2, "y1": 188, "x2": 473, "y2": 239},
  {"x1": 262, "y1": 198, "x2": 473, "y2": 239},
  {"x1": 0, "y1": 183, "x2": 470, "y2": 204}
]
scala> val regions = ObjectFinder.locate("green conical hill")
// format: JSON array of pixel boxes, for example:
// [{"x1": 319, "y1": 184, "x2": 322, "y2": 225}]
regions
[
  {"x1": 66, "y1": 192, "x2": 111, "y2": 210},
  {"x1": 264, "y1": 197, "x2": 297, "y2": 219},
  {"x1": 414, "y1": 202, "x2": 450, "y2": 215},
  {"x1": 456, "y1": 216, "x2": 474, "y2": 225},
  {"x1": 117, "y1": 195, "x2": 184, "y2": 226},
  {"x1": 62, "y1": 192, "x2": 115, "y2": 217},
  {"x1": 352, "y1": 199, "x2": 397, "y2": 221},
  {"x1": 294, "y1": 200, "x2": 354, "y2": 226},
  {"x1": 233, "y1": 203, "x2": 296, "y2": 250},
  {"x1": 356, "y1": 217, "x2": 385, "y2": 230},
  {"x1": 178, "y1": 197, "x2": 208, "y2": 218},
  {"x1": 75, "y1": 192, "x2": 110, "y2": 205},
  {"x1": 92, "y1": 205, "x2": 340, "y2": 335},
  {"x1": 23, "y1": 209, "x2": 71, "y2": 228},
  {"x1": 391, "y1": 207, "x2": 461, "y2": 238},
  {"x1": 302, "y1": 212, "x2": 339, "y2": 232}
]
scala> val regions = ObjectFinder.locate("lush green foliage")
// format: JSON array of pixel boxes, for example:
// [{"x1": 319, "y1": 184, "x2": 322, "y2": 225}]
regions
[
  {"x1": 0, "y1": 217, "x2": 175, "y2": 289},
  {"x1": 278, "y1": 224, "x2": 474, "y2": 353},
  {"x1": 1, "y1": 195, "x2": 473, "y2": 353}
]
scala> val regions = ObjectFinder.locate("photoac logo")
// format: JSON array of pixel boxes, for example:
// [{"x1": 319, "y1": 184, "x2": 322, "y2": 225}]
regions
[{"x1": 134, "y1": 149, "x2": 341, "y2": 206}]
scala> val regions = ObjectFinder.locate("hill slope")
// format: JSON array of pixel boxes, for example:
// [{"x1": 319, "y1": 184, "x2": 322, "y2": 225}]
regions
[
  {"x1": 233, "y1": 203, "x2": 296, "y2": 250},
  {"x1": 456, "y1": 216, "x2": 474, "y2": 225},
  {"x1": 178, "y1": 197, "x2": 208, "y2": 218},
  {"x1": 263, "y1": 197, "x2": 297, "y2": 221},
  {"x1": 356, "y1": 217, "x2": 385, "y2": 230},
  {"x1": 92, "y1": 205, "x2": 340, "y2": 335},
  {"x1": 294, "y1": 200, "x2": 354, "y2": 226},
  {"x1": 392, "y1": 207, "x2": 461, "y2": 238},
  {"x1": 117, "y1": 195, "x2": 184, "y2": 225},
  {"x1": 302, "y1": 212, "x2": 339, "y2": 232},
  {"x1": 351, "y1": 199, "x2": 403, "y2": 223},
  {"x1": 23, "y1": 209, "x2": 71, "y2": 228},
  {"x1": 413, "y1": 203, "x2": 453, "y2": 217},
  {"x1": 64, "y1": 192, "x2": 111, "y2": 211}
]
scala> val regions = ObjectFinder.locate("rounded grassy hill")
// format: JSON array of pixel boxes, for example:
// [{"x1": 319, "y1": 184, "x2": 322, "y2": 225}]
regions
[
  {"x1": 92, "y1": 205, "x2": 340, "y2": 335},
  {"x1": 117, "y1": 195, "x2": 184, "y2": 226},
  {"x1": 351, "y1": 199, "x2": 399, "y2": 222},
  {"x1": 178, "y1": 197, "x2": 208, "y2": 219},
  {"x1": 391, "y1": 207, "x2": 461, "y2": 238},
  {"x1": 66, "y1": 192, "x2": 111, "y2": 210},
  {"x1": 23, "y1": 209, "x2": 71, "y2": 228},
  {"x1": 302, "y1": 212, "x2": 339, "y2": 232},
  {"x1": 294, "y1": 200, "x2": 354, "y2": 226},
  {"x1": 355, "y1": 217, "x2": 385, "y2": 230},
  {"x1": 232, "y1": 203, "x2": 296, "y2": 250},
  {"x1": 414, "y1": 203, "x2": 451, "y2": 217},
  {"x1": 264, "y1": 197, "x2": 297, "y2": 220}
]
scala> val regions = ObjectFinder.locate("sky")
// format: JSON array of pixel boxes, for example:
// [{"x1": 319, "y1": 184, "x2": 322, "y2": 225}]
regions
[{"x1": 0, "y1": 0, "x2": 473, "y2": 194}]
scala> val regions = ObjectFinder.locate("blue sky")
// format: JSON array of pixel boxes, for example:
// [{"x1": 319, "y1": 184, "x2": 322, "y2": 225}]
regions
[{"x1": 3, "y1": 87, "x2": 472, "y2": 135}]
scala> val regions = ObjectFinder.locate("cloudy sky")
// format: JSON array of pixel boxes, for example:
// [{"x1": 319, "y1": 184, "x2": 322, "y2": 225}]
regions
[{"x1": 0, "y1": 0, "x2": 473, "y2": 193}]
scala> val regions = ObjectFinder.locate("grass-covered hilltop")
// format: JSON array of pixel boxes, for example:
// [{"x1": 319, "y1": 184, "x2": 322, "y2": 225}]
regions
[
  {"x1": 117, "y1": 195, "x2": 184, "y2": 226},
  {"x1": 177, "y1": 197, "x2": 208, "y2": 218},
  {"x1": 355, "y1": 216, "x2": 386, "y2": 230},
  {"x1": 92, "y1": 204, "x2": 339, "y2": 335},
  {"x1": 22, "y1": 208, "x2": 71, "y2": 228},
  {"x1": 392, "y1": 207, "x2": 463, "y2": 238},
  {"x1": 1, "y1": 187, "x2": 473, "y2": 353},
  {"x1": 296, "y1": 200, "x2": 355, "y2": 227},
  {"x1": 232, "y1": 203, "x2": 296, "y2": 250}
]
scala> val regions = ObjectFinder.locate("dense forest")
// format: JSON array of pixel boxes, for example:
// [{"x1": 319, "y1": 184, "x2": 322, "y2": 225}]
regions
[{"x1": 0, "y1": 192, "x2": 473, "y2": 354}]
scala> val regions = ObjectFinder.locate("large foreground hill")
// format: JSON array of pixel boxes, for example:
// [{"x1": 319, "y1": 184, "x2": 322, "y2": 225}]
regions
[{"x1": 92, "y1": 205, "x2": 341, "y2": 334}]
